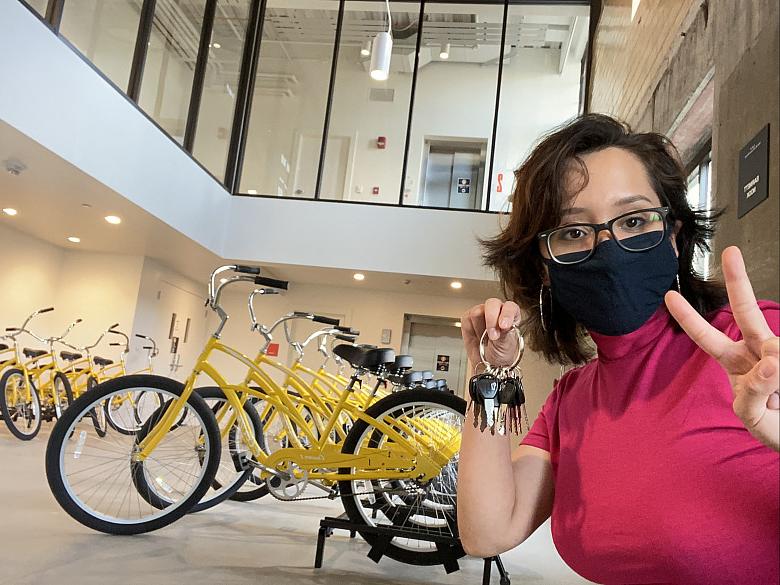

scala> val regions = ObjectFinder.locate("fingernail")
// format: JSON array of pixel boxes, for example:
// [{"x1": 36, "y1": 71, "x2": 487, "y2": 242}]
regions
[
  {"x1": 759, "y1": 361, "x2": 775, "y2": 378},
  {"x1": 489, "y1": 328, "x2": 499, "y2": 340},
  {"x1": 500, "y1": 318, "x2": 510, "y2": 328}
]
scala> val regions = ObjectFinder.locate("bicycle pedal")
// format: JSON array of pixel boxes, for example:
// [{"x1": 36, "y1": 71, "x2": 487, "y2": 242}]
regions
[{"x1": 234, "y1": 451, "x2": 251, "y2": 471}]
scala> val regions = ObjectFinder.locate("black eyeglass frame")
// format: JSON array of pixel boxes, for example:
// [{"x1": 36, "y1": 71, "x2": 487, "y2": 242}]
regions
[{"x1": 537, "y1": 206, "x2": 672, "y2": 265}]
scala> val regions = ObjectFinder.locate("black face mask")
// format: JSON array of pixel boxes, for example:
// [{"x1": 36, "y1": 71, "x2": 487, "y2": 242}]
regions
[{"x1": 544, "y1": 232, "x2": 679, "y2": 336}]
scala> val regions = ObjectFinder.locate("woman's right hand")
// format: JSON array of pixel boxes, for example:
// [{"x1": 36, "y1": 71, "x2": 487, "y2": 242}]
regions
[{"x1": 461, "y1": 299, "x2": 522, "y2": 368}]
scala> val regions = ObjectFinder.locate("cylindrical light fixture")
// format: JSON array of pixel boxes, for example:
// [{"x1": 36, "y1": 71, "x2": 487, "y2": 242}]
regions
[
  {"x1": 361, "y1": 39, "x2": 371, "y2": 56},
  {"x1": 439, "y1": 42, "x2": 450, "y2": 59},
  {"x1": 370, "y1": 31, "x2": 393, "y2": 80}
]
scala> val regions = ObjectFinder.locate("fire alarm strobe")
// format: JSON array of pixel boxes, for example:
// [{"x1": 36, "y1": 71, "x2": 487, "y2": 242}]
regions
[{"x1": 377, "y1": 136, "x2": 386, "y2": 149}]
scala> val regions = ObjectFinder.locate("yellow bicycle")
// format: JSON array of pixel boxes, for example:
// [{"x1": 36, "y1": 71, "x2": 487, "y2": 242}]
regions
[
  {"x1": 46, "y1": 265, "x2": 465, "y2": 566},
  {"x1": 0, "y1": 308, "x2": 81, "y2": 440}
]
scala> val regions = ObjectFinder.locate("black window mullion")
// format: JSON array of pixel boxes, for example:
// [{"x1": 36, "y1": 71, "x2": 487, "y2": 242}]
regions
[
  {"x1": 314, "y1": 0, "x2": 346, "y2": 200},
  {"x1": 127, "y1": 0, "x2": 157, "y2": 102},
  {"x1": 398, "y1": 0, "x2": 426, "y2": 205},
  {"x1": 183, "y1": 0, "x2": 217, "y2": 153},
  {"x1": 485, "y1": 0, "x2": 509, "y2": 211},
  {"x1": 44, "y1": 0, "x2": 64, "y2": 31},
  {"x1": 224, "y1": 0, "x2": 267, "y2": 193}
]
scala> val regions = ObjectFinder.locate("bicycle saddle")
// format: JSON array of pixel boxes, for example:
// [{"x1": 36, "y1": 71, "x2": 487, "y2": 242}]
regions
[
  {"x1": 387, "y1": 355, "x2": 414, "y2": 373},
  {"x1": 423, "y1": 379, "x2": 438, "y2": 390},
  {"x1": 421, "y1": 370, "x2": 434, "y2": 381},
  {"x1": 402, "y1": 371, "x2": 424, "y2": 386},
  {"x1": 23, "y1": 348, "x2": 47, "y2": 359},
  {"x1": 435, "y1": 379, "x2": 448, "y2": 390},
  {"x1": 93, "y1": 356, "x2": 113, "y2": 367},
  {"x1": 0, "y1": 343, "x2": 8, "y2": 351},
  {"x1": 333, "y1": 344, "x2": 395, "y2": 369},
  {"x1": 60, "y1": 351, "x2": 83, "y2": 361}
]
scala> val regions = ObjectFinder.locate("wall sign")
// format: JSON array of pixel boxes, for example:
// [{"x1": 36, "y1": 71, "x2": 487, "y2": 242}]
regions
[
  {"x1": 381, "y1": 329, "x2": 392, "y2": 344},
  {"x1": 436, "y1": 354, "x2": 450, "y2": 372},
  {"x1": 737, "y1": 124, "x2": 770, "y2": 218},
  {"x1": 457, "y1": 177, "x2": 471, "y2": 194}
]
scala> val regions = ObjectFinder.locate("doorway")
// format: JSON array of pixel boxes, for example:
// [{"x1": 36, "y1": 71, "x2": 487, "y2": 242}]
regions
[
  {"x1": 420, "y1": 138, "x2": 487, "y2": 210},
  {"x1": 401, "y1": 314, "x2": 468, "y2": 397}
]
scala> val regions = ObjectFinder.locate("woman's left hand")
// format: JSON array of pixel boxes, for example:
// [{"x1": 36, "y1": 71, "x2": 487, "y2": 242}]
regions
[{"x1": 665, "y1": 246, "x2": 780, "y2": 452}]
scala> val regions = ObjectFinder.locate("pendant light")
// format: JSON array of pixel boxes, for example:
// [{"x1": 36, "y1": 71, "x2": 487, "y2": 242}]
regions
[
  {"x1": 361, "y1": 39, "x2": 371, "y2": 56},
  {"x1": 439, "y1": 42, "x2": 450, "y2": 59},
  {"x1": 370, "y1": 0, "x2": 393, "y2": 80}
]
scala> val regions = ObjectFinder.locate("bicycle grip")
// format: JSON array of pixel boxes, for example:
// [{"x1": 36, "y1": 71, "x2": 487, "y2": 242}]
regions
[
  {"x1": 142, "y1": 346, "x2": 153, "y2": 350},
  {"x1": 135, "y1": 334, "x2": 146, "y2": 339},
  {"x1": 313, "y1": 315, "x2": 339, "y2": 326},
  {"x1": 5, "y1": 327, "x2": 19, "y2": 332},
  {"x1": 109, "y1": 323, "x2": 120, "y2": 330},
  {"x1": 109, "y1": 342, "x2": 121, "y2": 346},
  {"x1": 235, "y1": 265, "x2": 261, "y2": 275},
  {"x1": 40, "y1": 307, "x2": 54, "y2": 313},
  {"x1": 253, "y1": 276, "x2": 288, "y2": 290},
  {"x1": 334, "y1": 334, "x2": 356, "y2": 342}
]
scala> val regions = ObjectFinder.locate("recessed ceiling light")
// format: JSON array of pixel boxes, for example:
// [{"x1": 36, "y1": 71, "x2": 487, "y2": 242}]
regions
[
  {"x1": 104, "y1": 215, "x2": 122, "y2": 225},
  {"x1": 2, "y1": 207, "x2": 18, "y2": 216},
  {"x1": 353, "y1": 273, "x2": 365, "y2": 281},
  {"x1": 450, "y1": 281, "x2": 462, "y2": 290},
  {"x1": 67, "y1": 236, "x2": 81, "y2": 243},
  {"x1": 212, "y1": 42, "x2": 221, "y2": 49},
  {"x1": 454, "y1": 321, "x2": 462, "y2": 328},
  {"x1": 247, "y1": 189, "x2": 258, "y2": 195}
]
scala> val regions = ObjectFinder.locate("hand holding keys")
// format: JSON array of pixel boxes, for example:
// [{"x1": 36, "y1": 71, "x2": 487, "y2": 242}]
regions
[{"x1": 468, "y1": 327, "x2": 530, "y2": 435}]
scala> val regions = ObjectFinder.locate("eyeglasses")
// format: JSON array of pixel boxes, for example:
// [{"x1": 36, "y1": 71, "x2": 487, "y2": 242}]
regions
[{"x1": 537, "y1": 206, "x2": 672, "y2": 265}]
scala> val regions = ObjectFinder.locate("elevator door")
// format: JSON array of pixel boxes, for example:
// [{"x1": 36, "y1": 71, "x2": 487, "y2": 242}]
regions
[{"x1": 421, "y1": 143, "x2": 484, "y2": 210}]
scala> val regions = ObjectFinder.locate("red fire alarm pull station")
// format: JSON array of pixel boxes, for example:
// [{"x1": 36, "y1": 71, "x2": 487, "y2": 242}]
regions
[
  {"x1": 372, "y1": 186, "x2": 380, "y2": 195},
  {"x1": 377, "y1": 136, "x2": 386, "y2": 149},
  {"x1": 267, "y1": 342, "x2": 280, "y2": 357}
]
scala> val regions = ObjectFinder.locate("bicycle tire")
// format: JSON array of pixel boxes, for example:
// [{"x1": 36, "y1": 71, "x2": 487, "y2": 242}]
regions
[
  {"x1": 338, "y1": 388, "x2": 466, "y2": 566},
  {"x1": 53, "y1": 372, "x2": 74, "y2": 417},
  {"x1": 86, "y1": 376, "x2": 107, "y2": 438},
  {"x1": 0, "y1": 368, "x2": 42, "y2": 440},
  {"x1": 132, "y1": 386, "x2": 263, "y2": 513},
  {"x1": 45, "y1": 374, "x2": 221, "y2": 535}
]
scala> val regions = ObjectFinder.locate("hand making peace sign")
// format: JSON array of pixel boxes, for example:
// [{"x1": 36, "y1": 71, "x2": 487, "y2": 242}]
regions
[{"x1": 665, "y1": 246, "x2": 780, "y2": 452}]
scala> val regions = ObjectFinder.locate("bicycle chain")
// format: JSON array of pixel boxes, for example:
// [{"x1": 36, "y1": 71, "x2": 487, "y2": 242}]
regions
[{"x1": 265, "y1": 481, "x2": 428, "y2": 503}]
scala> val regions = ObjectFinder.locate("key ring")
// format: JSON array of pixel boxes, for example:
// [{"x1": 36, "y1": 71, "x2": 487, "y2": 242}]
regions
[{"x1": 478, "y1": 326, "x2": 524, "y2": 371}]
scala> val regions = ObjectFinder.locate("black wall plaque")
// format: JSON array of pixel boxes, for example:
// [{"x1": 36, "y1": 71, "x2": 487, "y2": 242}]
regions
[{"x1": 737, "y1": 124, "x2": 770, "y2": 218}]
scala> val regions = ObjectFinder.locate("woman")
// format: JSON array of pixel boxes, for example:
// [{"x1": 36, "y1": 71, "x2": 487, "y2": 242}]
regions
[{"x1": 457, "y1": 114, "x2": 779, "y2": 585}]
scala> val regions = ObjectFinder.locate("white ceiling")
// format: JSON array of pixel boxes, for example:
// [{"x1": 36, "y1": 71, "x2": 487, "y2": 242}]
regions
[{"x1": 0, "y1": 119, "x2": 500, "y2": 298}]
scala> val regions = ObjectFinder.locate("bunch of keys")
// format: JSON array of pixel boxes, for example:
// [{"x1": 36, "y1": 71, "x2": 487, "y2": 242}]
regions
[{"x1": 468, "y1": 327, "x2": 530, "y2": 435}]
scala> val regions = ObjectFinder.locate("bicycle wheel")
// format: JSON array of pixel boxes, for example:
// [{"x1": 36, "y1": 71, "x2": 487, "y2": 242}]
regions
[
  {"x1": 0, "y1": 368, "x2": 42, "y2": 440},
  {"x1": 104, "y1": 390, "x2": 164, "y2": 435},
  {"x1": 228, "y1": 396, "x2": 277, "y2": 502},
  {"x1": 45, "y1": 374, "x2": 220, "y2": 535},
  {"x1": 52, "y1": 372, "x2": 74, "y2": 418},
  {"x1": 338, "y1": 388, "x2": 465, "y2": 566},
  {"x1": 133, "y1": 386, "x2": 263, "y2": 513},
  {"x1": 86, "y1": 376, "x2": 108, "y2": 438}
]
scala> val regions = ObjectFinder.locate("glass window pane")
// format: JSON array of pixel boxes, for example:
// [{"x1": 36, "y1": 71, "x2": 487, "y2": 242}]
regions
[
  {"x1": 239, "y1": 0, "x2": 340, "y2": 198},
  {"x1": 138, "y1": 3, "x2": 208, "y2": 143},
  {"x1": 25, "y1": 0, "x2": 48, "y2": 17},
  {"x1": 192, "y1": 0, "x2": 251, "y2": 181},
  {"x1": 320, "y1": 2, "x2": 419, "y2": 204},
  {"x1": 404, "y1": 3, "x2": 503, "y2": 210},
  {"x1": 60, "y1": 0, "x2": 141, "y2": 90},
  {"x1": 490, "y1": 3, "x2": 590, "y2": 212}
]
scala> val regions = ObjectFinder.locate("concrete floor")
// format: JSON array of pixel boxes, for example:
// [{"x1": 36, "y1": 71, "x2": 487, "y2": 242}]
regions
[{"x1": 0, "y1": 428, "x2": 592, "y2": 585}]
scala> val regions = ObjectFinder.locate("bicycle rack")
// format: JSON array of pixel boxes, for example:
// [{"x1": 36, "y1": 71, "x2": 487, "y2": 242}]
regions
[{"x1": 314, "y1": 513, "x2": 511, "y2": 585}]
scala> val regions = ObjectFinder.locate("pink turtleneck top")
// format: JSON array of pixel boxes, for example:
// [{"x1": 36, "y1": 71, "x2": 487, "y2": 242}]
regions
[{"x1": 521, "y1": 300, "x2": 780, "y2": 585}]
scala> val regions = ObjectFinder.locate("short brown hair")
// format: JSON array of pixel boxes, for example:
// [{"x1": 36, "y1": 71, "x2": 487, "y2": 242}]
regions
[{"x1": 482, "y1": 113, "x2": 728, "y2": 365}]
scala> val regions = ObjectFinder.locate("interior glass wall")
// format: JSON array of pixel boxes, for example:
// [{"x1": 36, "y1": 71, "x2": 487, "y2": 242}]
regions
[
  {"x1": 320, "y1": 1, "x2": 419, "y2": 204},
  {"x1": 59, "y1": 0, "x2": 141, "y2": 90},
  {"x1": 138, "y1": 2, "x2": 207, "y2": 143},
  {"x1": 490, "y1": 2, "x2": 590, "y2": 212},
  {"x1": 238, "y1": 0, "x2": 340, "y2": 198},
  {"x1": 192, "y1": 0, "x2": 251, "y2": 181},
  {"x1": 404, "y1": 2, "x2": 503, "y2": 210}
]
